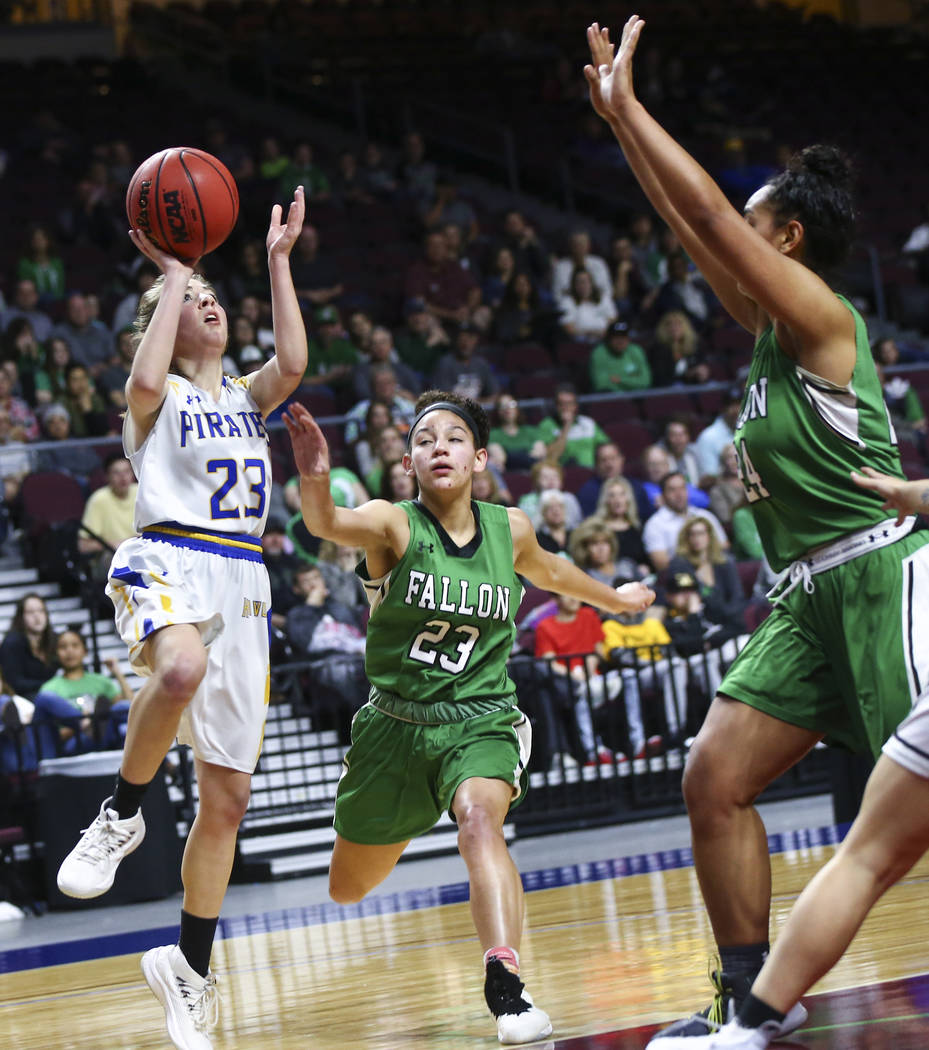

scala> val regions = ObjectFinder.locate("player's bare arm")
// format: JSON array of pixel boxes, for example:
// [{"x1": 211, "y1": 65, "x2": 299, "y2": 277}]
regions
[
  {"x1": 585, "y1": 16, "x2": 853, "y2": 383},
  {"x1": 852, "y1": 467, "x2": 929, "y2": 525},
  {"x1": 508, "y1": 506, "x2": 654, "y2": 615},
  {"x1": 250, "y1": 186, "x2": 308, "y2": 415},
  {"x1": 284, "y1": 402, "x2": 410, "y2": 566}
]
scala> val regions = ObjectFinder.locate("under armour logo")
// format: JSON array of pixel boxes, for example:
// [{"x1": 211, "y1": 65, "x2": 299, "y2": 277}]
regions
[
  {"x1": 417, "y1": 541, "x2": 435, "y2": 554},
  {"x1": 186, "y1": 394, "x2": 202, "y2": 404}
]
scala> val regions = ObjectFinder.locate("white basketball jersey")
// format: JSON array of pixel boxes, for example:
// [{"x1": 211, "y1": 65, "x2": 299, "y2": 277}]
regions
[{"x1": 127, "y1": 374, "x2": 272, "y2": 536}]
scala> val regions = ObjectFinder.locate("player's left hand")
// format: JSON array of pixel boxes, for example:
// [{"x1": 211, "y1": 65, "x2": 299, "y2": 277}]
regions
[
  {"x1": 584, "y1": 16, "x2": 644, "y2": 120},
  {"x1": 267, "y1": 185, "x2": 305, "y2": 258},
  {"x1": 615, "y1": 580, "x2": 656, "y2": 613}
]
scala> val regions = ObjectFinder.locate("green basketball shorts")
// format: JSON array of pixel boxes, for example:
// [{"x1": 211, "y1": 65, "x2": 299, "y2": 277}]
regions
[
  {"x1": 720, "y1": 527, "x2": 929, "y2": 757},
  {"x1": 333, "y1": 692, "x2": 531, "y2": 845}
]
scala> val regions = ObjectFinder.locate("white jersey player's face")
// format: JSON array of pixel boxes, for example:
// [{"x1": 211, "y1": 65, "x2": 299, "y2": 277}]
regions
[{"x1": 175, "y1": 278, "x2": 228, "y2": 360}]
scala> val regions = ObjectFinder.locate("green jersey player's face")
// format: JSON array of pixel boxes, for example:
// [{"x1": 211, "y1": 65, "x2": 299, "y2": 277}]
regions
[{"x1": 406, "y1": 409, "x2": 487, "y2": 496}]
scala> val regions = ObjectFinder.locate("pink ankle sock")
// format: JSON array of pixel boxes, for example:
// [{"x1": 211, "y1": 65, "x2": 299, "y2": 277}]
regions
[{"x1": 484, "y1": 946, "x2": 520, "y2": 973}]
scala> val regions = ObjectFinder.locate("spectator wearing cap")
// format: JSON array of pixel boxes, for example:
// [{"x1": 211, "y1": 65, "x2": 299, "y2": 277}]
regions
[
  {"x1": 429, "y1": 322, "x2": 500, "y2": 402},
  {"x1": 642, "y1": 471, "x2": 728, "y2": 573},
  {"x1": 303, "y1": 305, "x2": 360, "y2": 404},
  {"x1": 352, "y1": 326, "x2": 420, "y2": 403},
  {"x1": 394, "y1": 297, "x2": 451, "y2": 377},
  {"x1": 694, "y1": 387, "x2": 743, "y2": 480},
  {"x1": 343, "y1": 363, "x2": 416, "y2": 445},
  {"x1": 404, "y1": 230, "x2": 480, "y2": 326},
  {"x1": 290, "y1": 224, "x2": 344, "y2": 309},
  {"x1": 589, "y1": 320, "x2": 652, "y2": 393}
]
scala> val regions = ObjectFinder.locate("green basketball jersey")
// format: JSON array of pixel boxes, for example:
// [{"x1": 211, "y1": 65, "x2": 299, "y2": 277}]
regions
[
  {"x1": 734, "y1": 296, "x2": 904, "y2": 572},
  {"x1": 359, "y1": 500, "x2": 522, "y2": 707}
]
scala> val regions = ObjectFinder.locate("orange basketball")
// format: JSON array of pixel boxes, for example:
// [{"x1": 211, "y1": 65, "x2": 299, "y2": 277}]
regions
[{"x1": 126, "y1": 147, "x2": 239, "y2": 262}]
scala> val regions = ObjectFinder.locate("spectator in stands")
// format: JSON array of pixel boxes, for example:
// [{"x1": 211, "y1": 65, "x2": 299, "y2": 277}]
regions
[
  {"x1": 592, "y1": 477, "x2": 650, "y2": 576},
  {"x1": 420, "y1": 172, "x2": 479, "y2": 242},
  {"x1": 346, "y1": 309, "x2": 375, "y2": 355},
  {"x1": 878, "y1": 363, "x2": 928, "y2": 461},
  {"x1": 0, "y1": 408, "x2": 33, "y2": 503},
  {"x1": 262, "y1": 518, "x2": 303, "y2": 629},
  {"x1": 35, "y1": 403, "x2": 100, "y2": 485},
  {"x1": 395, "y1": 296, "x2": 451, "y2": 377},
  {"x1": 397, "y1": 130, "x2": 437, "y2": 206},
  {"x1": 316, "y1": 539, "x2": 368, "y2": 614},
  {"x1": 552, "y1": 229, "x2": 612, "y2": 302},
  {"x1": 203, "y1": 118, "x2": 253, "y2": 184},
  {"x1": 290, "y1": 224, "x2": 344, "y2": 310},
  {"x1": 642, "y1": 471, "x2": 728, "y2": 572},
  {"x1": 1, "y1": 318, "x2": 47, "y2": 407},
  {"x1": 332, "y1": 148, "x2": 373, "y2": 207},
  {"x1": 669, "y1": 516, "x2": 746, "y2": 638},
  {"x1": 578, "y1": 440, "x2": 650, "y2": 520},
  {"x1": 16, "y1": 223, "x2": 65, "y2": 303},
  {"x1": 534, "y1": 591, "x2": 613, "y2": 768},
  {"x1": 226, "y1": 314, "x2": 261, "y2": 374},
  {"x1": 0, "y1": 593, "x2": 59, "y2": 699},
  {"x1": 51, "y1": 291, "x2": 113, "y2": 376},
  {"x1": 659, "y1": 416, "x2": 701, "y2": 486},
  {"x1": 60, "y1": 362, "x2": 110, "y2": 438},
  {"x1": 257, "y1": 135, "x2": 290, "y2": 182},
  {"x1": 352, "y1": 327, "x2": 420, "y2": 403},
  {"x1": 493, "y1": 271, "x2": 554, "y2": 347},
  {"x1": 609, "y1": 234, "x2": 651, "y2": 319},
  {"x1": 359, "y1": 141, "x2": 398, "y2": 198},
  {"x1": 36, "y1": 335, "x2": 73, "y2": 406},
  {"x1": 344, "y1": 363, "x2": 416, "y2": 446},
  {"x1": 0, "y1": 278, "x2": 53, "y2": 343},
  {"x1": 380, "y1": 459, "x2": 417, "y2": 502},
  {"x1": 78, "y1": 453, "x2": 138, "y2": 581},
  {"x1": 487, "y1": 393, "x2": 546, "y2": 472},
  {"x1": 539, "y1": 384, "x2": 608, "y2": 469},
  {"x1": 0, "y1": 368, "x2": 38, "y2": 442},
  {"x1": 709, "y1": 444, "x2": 746, "y2": 527},
  {"x1": 482, "y1": 245, "x2": 517, "y2": 311},
  {"x1": 111, "y1": 261, "x2": 159, "y2": 336},
  {"x1": 500, "y1": 209, "x2": 550, "y2": 285},
  {"x1": 628, "y1": 211, "x2": 663, "y2": 289},
  {"x1": 38, "y1": 629, "x2": 133, "y2": 752},
  {"x1": 430, "y1": 322, "x2": 500, "y2": 402},
  {"x1": 640, "y1": 443, "x2": 710, "y2": 512},
  {"x1": 303, "y1": 305, "x2": 360, "y2": 406},
  {"x1": 227, "y1": 238, "x2": 272, "y2": 307},
  {"x1": 535, "y1": 490, "x2": 572, "y2": 555},
  {"x1": 238, "y1": 294, "x2": 276, "y2": 353},
  {"x1": 404, "y1": 230, "x2": 480, "y2": 326},
  {"x1": 470, "y1": 467, "x2": 511, "y2": 506},
  {"x1": 650, "y1": 308, "x2": 710, "y2": 386},
  {"x1": 694, "y1": 386, "x2": 743, "y2": 479},
  {"x1": 351, "y1": 399, "x2": 393, "y2": 480},
  {"x1": 279, "y1": 139, "x2": 330, "y2": 202},
  {"x1": 590, "y1": 319, "x2": 652, "y2": 392},
  {"x1": 362, "y1": 423, "x2": 407, "y2": 495},
  {"x1": 518, "y1": 459, "x2": 584, "y2": 530},
  {"x1": 97, "y1": 326, "x2": 135, "y2": 410},
  {"x1": 557, "y1": 267, "x2": 617, "y2": 344},
  {"x1": 569, "y1": 518, "x2": 634, "y2": 586},
  {"x1": 873, "y1": 333, "x2": 929, "y2": 368}
]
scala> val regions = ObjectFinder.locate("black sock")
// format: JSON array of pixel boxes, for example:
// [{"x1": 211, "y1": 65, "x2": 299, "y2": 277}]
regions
[
  {"x1": 738, "y1": 992, "x2": 786, "y2": 1029},
  {"x1": 178, "y1": 911, "x2": 219, "y2": 978},
  {"x1": 719, "y1": 941, "x2": 770, "y2": 977},
  {"x1": 110, "y1": 773, "x2": 151, "y2": 819}
]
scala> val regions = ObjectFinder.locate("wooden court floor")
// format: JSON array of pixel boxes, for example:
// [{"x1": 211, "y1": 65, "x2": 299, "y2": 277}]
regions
[{"x1": 3, "y1": 834, "x2": 929, "y2": 1049}]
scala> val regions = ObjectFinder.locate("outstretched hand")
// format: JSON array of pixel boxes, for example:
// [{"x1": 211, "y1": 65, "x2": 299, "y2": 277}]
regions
[
  {"x1": 283, "y1": 401, "x2": 331, "y2": 479},
  {"x1": 615, "y1": 580, "x2": 656, "y2": 614},
  {"x1": 267, "y1": 185, "x2": 306, "y2": 258},
  {"x1": 128, "y1": 227, "x2": 197, "y2": 275},
  {"x1": 584, "y1": 16, "x2": 645, "y2": 121},
  {"x1": 851, "y1": 466, "x2": 929, "y2": 525}
]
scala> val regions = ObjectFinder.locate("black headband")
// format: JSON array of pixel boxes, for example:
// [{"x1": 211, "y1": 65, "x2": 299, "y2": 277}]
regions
[{"x1": 407, "y1": 401, "x2": 481, "y2": 448}]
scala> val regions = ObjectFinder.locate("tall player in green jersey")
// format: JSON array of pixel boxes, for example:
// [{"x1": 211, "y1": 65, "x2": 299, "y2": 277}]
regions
[
  {"x1": 284, "y1": 391, "x2": 654, "y2": 1044},
  {"x1": 585, "y1": 17, "x2": 929, "y2": 1044}
]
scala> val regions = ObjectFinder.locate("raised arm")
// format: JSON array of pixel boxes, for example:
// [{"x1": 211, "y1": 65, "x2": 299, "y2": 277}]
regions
[
  {"x1": 283, "y1": 401, "x2": 409, "y2": 559},
  {"x1": 124, "y1": 231, "x2": 196, "y2": 440},
  {"x1": 585, "y1": 18, "x2": 851, "y2": 365},
  {"x1": 249, "y1": 186, "x2": 309, "y2": 415},
  {"x1": 509, "y1": 506, "x2": 654, "y2": 615}
]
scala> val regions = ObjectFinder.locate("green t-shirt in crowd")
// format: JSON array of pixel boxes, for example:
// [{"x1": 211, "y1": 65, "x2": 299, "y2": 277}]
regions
[
  {"x1": 589, "y1": 340, "x2": 652, "y2": 392},
  {"x1": 39, "y1": 671, "x2": 120, "y2": 711}
]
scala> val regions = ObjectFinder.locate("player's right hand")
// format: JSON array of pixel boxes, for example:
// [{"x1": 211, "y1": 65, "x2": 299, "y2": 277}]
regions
[{"x1": 851, "y1": 467, "x2": 929, "y2": 525}]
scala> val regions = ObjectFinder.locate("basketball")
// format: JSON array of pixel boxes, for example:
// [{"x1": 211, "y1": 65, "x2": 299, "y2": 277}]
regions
[{"x1": 125, "y1": 147, "x2": 239, "y2": 262}]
